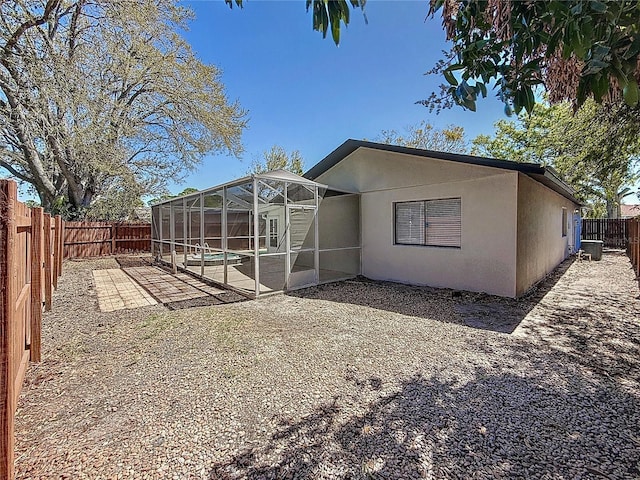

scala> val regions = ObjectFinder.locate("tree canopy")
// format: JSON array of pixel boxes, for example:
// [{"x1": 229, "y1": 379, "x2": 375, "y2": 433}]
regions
[
  {"x1": 472, "y1": 100, "x2": 640, "y2": 217},
  {"x1": 226, "y1": 0, "x2": 367, "y2": 46},
  {"x1": 248, "y1": 145, "x2": 305, "y2": 176},
  {"x1": 147, "y1": 187, "x2": 199, "y2": 208},
  {"x1": 1, "y1": 0, "x2": 246, "y2": 218},
  {"x1": 375, "y1": 121, "x2": 467, "y2": 154},
  {"x1": 424, "y1": 0, "x2": 640, "y2": 114}
]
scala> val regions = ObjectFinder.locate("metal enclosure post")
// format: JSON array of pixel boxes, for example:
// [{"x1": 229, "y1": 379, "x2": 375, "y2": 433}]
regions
[
  {"x1": 314, "y1": 186, "x2": 320, "y2": 284},
  {"x1": 222, "y1": 187, "x2": 228, "y2": 285},
  {"x1": 158, "y1": 205, "x2": 163, "y2": 259},
  {"x1": 169, "y1": 202, "x2": 175, "y2": 270},
  {"x1": 183, "y1": 197, "x2": 187, "y2": 267},
  {"x1": 253, "y1": 177, "x2": 260, "y2": 297},
  {"x1": 284, "y1": 182, "x2": 290, "y2": 289},
  {"x1": 358, "y1": 195, "x2": 363, "y2": 275},
  {"x1": 200, "y1": 193, "x2": 205, "y2": 277}
]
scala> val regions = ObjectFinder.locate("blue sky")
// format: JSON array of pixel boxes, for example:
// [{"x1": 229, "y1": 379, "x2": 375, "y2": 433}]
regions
[{"x1": 174, "y1": 0, "x2": 507, "y2": 193}]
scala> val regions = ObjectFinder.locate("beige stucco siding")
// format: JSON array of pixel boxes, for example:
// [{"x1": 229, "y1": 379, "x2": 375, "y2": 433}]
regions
[
  {"x1": 516, "y1": 173, "x2": 576, "y2": 296},
  {"x1": 360, "y1": 172, "x2": 518, "y2": 297},
  {"x1": 316, "y1": 147, "x2": 509, "y2": 193},
  {"x1": 317, "y1": 194, "x2": 360, "y2": 250},
  {"x1": 316, "y1": 194, "x2": 361, "y2": 276}
]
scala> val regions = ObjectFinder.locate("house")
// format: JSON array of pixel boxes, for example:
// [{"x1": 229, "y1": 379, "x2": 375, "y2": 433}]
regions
[
  {"x1": 151, "y1": 139, "x2": 581, "y2": 299},
  {"x1": 620, "y1": 204, "x2": 640, "y2": 219},
  {"x1": 305, "y1": 140, "x2": 581, "y2": 298}
]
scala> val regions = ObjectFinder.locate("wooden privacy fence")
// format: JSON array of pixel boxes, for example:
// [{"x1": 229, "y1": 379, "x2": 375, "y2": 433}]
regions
[
  {"x1": 1, "y1": 179, "x2": 63, "y2": 479},
  {"x1": 581, "y1": 218, "x2": 629, "y2": 248},
  {"x1": 64, "y1": 221, "x2": 151, "y2": 258},
  {"x1": 628, "y1": 219, "x2": 640, "y2": 278}
]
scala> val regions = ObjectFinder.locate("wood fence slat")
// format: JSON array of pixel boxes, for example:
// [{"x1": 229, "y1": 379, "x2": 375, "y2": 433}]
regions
[
  {"x1": 52, "y1": 217, "x2": 59, "y2": 289},
  {"x1": 0, "y1": 180, "x2": 17, "y2": 479},
  {"x1": 43, "y1": 215, "x2": 52, "y2": 312},
  {"x1": 581, "y1": 218, "x2": 629, "y2": 248},
  {"x1": 56, "y1": 217, "x2": 63, "y2": 279},
  {"x1": 30, "y1": 208, "x2": 43, "y2": 363},
  {"x1": 63, "y1": 222, "x2": 151, "y2": 258},
  {"x1": 14, "y1": 216, "x2": 31, "y2": 228},
  {"x1": 0, "y1": 180, "x2": 59, "y2": 480}
]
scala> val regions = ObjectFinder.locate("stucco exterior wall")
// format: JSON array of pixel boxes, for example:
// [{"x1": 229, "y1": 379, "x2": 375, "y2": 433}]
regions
[
  {"x1": 516, "y1": 173, "x2": 577, "y2": 296},
  {"x1": 359, "y1": 173, "x2": 518, "y2": 297},
  {"x1": 317, "y1": 194, "x2": 360, "y2": 250},
  {"x1": 315, "y1": 149, "x2": 520, "y2": 297},
  {"x1": 316, "y1": 194, "x2": 361, "y2": 276},
  {"x1": 316, "y1": 147, "x2": 512, "y2": 193}
]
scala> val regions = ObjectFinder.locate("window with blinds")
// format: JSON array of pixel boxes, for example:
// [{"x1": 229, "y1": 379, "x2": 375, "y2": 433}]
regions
[{"x1": 394, "y1": 198, "x2": 461, "y2": 248}]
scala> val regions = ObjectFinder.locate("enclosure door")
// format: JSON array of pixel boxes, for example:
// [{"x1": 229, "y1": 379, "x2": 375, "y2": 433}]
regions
[
  {"x1": 267, "y1": 212, "x2": 285, "y2": 253},
  {"x1": 287, "y1": 205, "x2": 317, "y2": 289}
]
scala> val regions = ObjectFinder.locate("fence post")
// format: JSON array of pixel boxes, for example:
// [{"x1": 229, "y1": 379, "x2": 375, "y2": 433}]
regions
[
  {"x1": 113, "y1": 224, "x2": 117, "y2": 254},
  {"x1": 0, "y1": 180, "x2": 17, "y2": 480},
  {"x1": 633, "y1": 218, "x2": 640, "y2": 276},
  {"x1": 29, "y1": 208, "x2": 43, "y2": 363},
  {"x1": 54, "y1": 215, "x2": 64, "y2": 280},
  {"x1": 43, "y1": 215, "x2": 52, "y2": 311},
  {"x1": 52, "y1": 217, "x2": 59, "y2": 289},
  {"x1": 57, "y1": 217, "x2": 63, "y2": 277}
]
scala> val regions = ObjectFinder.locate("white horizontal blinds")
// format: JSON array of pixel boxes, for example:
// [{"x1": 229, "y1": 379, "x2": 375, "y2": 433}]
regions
[
  {"x1": 425, "y1": 198, "x2": 461, "y2": 247},
  {"x1": 395, "y1": 201, "x2": 425, "y2": 245}
]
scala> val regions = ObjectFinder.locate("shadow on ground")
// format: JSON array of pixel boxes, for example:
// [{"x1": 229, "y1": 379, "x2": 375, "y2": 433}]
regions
[
  {"x1": 209, "y1": 335, "x2": 640, "y2": 479},
  {"x1": 115, "y1": 255, "x2": 247, "y2": 309},
  {"x1": 162, "y1": 291, "x2": 246, "y2": 310},
  {"x1": 287, "y1": 258, "x2": 575, "y2": 334},
  {"x1": 115, "y1": 255, "x2": 154, "y2": 268}
]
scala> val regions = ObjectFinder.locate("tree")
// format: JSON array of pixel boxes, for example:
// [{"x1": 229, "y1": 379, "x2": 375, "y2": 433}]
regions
[
  {"x1": 248, "y1": 145, "x2": 305, "y2": 175},
  {"x1": 423, "y1": 1, "x2": 640, "y2": 114},
  {"x1": 0, "y1": 1, "x2": 246, "y2": 218},
  {"x1": 147, "y1": 187, "x2": 199, "y2": 207},
  {"x1": 227, "y1": 0, "x2": 367, "y2": 45},
  {"x1": 375, "y1": 121, "x2": 467, "y2": 153},
  {"x1": 230, "y1": 0, "x2": 640, "y2": 114},
  {"x1": 472, "y1": 100, "x2": 640, "y2": 218}
]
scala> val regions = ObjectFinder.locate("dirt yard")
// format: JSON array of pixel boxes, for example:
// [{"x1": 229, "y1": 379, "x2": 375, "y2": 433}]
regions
[{"x1": 14, "y1": 252, "x2": 640, "y2": 479}]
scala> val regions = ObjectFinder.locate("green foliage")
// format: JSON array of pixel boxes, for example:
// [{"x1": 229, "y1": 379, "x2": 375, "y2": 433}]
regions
[
  {"x1": 424, "y1": 0, "x2": 640, "y2": 114},
  {"x1": 0, "y1": 1, "x2": 247, "y2": 219},
  {"x1": 472, "y1": 100, "x2": 640, "y2": 218},
  {"x1": 248, "y1": 145, "x2": 305, "y2": 175},
  {"x1": 226, "y1": 0, "x2": 366, "y2": 45},
  {"x1": 148, "y1": 187, "x2": 200, "y2": 206},
  {"x1": 376, "y1": 121, "x2": 468, "y2": 154}
]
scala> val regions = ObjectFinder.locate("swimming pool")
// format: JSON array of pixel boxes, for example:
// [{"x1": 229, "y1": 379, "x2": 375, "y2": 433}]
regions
[{"x1": 185, "y1": 252, "x2": 243, "y2": 266}]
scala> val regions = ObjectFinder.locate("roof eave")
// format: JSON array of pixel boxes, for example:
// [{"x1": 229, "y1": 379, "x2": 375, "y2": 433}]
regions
[{"x1": 304, "y1": 139, "x2": 580, "y2": 205}]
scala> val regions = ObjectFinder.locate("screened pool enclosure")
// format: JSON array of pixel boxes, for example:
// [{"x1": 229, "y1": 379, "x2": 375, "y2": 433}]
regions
[{"x1": 151, "y1": 170, "x2": 361, "y2": 297}]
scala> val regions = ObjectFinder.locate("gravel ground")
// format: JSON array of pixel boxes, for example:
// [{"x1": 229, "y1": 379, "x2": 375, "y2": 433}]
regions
[{"x1": 14, "y1": 252, "x2": 640, "y2": 479}]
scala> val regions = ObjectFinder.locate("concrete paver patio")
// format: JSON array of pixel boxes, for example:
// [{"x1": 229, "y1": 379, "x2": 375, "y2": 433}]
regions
[
  {"x1": 92, "y1": 269, "x2": 157, "y2": 312},
  {"x1": 93, "y1": 264, "x2": 235, "y2": 312}
]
